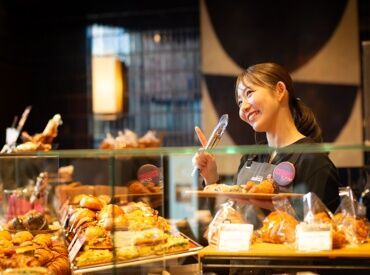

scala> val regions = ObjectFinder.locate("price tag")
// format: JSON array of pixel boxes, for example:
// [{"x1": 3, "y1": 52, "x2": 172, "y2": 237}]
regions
[
  {"x1": 69, "y1": 234, "x2": 86, "y2": 262},
  {"x1": 218, "y1": 223, "x2": 253, "y2": 251},
  {"x1": 296, "y1": 223, "x2": 332, "y2": 251},
  {"x1": 68, "y1": 227, "x2": 82, "y2": 252}
]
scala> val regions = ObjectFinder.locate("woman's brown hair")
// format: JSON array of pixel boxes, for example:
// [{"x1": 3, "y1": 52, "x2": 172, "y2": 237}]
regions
[{"x1": 235, "y1": 62, "x2": 322, "y2": 142}]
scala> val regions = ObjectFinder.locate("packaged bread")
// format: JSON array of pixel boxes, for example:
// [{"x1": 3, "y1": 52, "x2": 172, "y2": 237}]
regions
[
  {"x1": 259, "y1": 210, "x2": 298, "y2": 244},
  {"x1": 207, "y1": 200, "x2": 246, "y2": 246}
]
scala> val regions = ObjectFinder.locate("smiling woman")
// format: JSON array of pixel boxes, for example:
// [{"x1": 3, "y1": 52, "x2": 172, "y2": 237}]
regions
[{"x1": 192, "y1": 62, "x2": 342, "y2": 214}]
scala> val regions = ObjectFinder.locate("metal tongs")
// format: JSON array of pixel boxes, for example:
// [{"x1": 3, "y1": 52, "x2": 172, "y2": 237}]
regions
[
  {"x1": 1, "y1": 105, "x2": 32, "y2": 153},
  {"x1": 191, "y1": 114, "x2": 229, "y2": 176}
]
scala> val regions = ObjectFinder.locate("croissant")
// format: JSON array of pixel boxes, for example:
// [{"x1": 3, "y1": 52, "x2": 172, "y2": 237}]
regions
[
  {"x1": 47, "y1": 255, "x2": 70, "y2": 275},
  {"x1": 12, "y1": 231, "x2": 34, "y2": 245},
  {"x1": 259, "y1": 211, "x2": 298, "y2": 244},
  {"x1": 34, "y1": 247, "x2": 55, "y2": 265},
  {"x1": 16, "y1": 254, "x2": 41, "y2": 268},
  {"x1": 33, "y1": 234, "x2": 52, "y2": 248},
  {"x1": 334, "y1": 213, "x2": 369, "y2": 244}
]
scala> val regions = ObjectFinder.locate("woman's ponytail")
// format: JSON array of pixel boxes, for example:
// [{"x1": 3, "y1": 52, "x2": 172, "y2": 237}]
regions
[{"x1": 293, "y1": 98, "x2": 323, "y2": 142}]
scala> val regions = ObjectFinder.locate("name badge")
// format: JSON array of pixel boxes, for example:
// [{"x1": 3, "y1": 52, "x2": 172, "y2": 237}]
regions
[
  {"x1": 273, "y1": 161, "x2": 295, "y2": 186},
  {"x1": 218, "y1": 223, "x2": 254, "y2": 251},
  {"x1": 296, "y1": 223, "x2": 332, "y2": 251}
]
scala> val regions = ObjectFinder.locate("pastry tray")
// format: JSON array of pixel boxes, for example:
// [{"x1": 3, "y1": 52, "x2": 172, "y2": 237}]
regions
[
  {"x1": 71, "y1": 234, "x2": 202, "y2": 273},
  {"x1": 185, "y1": 190, "x2": 303, "y2": 200}
]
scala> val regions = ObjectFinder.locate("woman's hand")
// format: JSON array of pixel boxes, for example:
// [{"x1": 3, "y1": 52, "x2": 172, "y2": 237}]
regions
[
  {"x1": 192, "y1": 126, "x2": 219, "y2": 185},
  {"x1": 192, "y1": 151, "x2": 219, "y2": 185}
]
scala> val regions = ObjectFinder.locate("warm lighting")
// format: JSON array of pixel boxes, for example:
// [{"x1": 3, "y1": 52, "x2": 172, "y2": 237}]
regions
[
  {"x1": 153, "y1": 32, "x2": 161, "y2": 43},
  {"x1": 92, "y1": 56, "x2": 124, "y2": 119}
]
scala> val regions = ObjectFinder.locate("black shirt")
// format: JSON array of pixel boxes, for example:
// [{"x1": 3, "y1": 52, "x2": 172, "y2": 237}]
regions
[{"x1": 237, "y1": 137, "x2": 342, "y2": 213}]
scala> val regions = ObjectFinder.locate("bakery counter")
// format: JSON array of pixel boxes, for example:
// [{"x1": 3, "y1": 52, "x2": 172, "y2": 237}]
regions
[{"x1": 198, "y1": 241, "x2": 370, "y2": 273}]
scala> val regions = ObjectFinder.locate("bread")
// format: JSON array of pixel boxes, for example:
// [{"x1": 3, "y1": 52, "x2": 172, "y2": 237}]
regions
[
  {"x1": 116, "y1": 246, "x2": 139, "y2": 260},
  {"x1": 97, "y1": 204, "x2": 125, "y2": 220},
  {"x1": 134, "y1": 228, "x2": 168, "y2": 246},
  {"x1": 75, "y1": 249, "x2": 113, "y2": 267},
  {"x1": 71, "y1": 194, "x2": 86, "y2": 205},
  {"x1": 7, "y1": 217, "x2": 26, "y2": 230},
  {"x1": 34, "y1": 247, "x2": 54, "y2": 265},
  {"x1": 97, "y1": 195, "x2": 111, "y2": 205},
  {"x1": 12, "y1": 231, "x2": 34, "y2": 245},
  {"x1": 259, "y1": 211, "x2": 298, "y2": 244},
  {"x1": 51, "y1": 241, "x2": 68, "y2": 257},
  {"x1": 79, "y1": 195, "x2": 104, "y2": 211},
  {"x1": 0, "y1": 230, "x2": 12, "y2": 241},
  {"x1": 15, "y1": 254, "x2": 40, "y2": 268},
  {"x1": 97, "y1": 214, "x2": 128, "y2": 231},
  {"x1": 128, "y1": 181, "x2": 151, "y2": 194},
  {"x1": 69, "y1": 208, "x2": 96, "y2": 226},
  {"x1": 22, "y1": 210, "x2": 48, "y2": 231},
  {"x1": 0, "y1": 239, "x2": 14, "y2": 249},
  {"x1": 334, "y1": 213, "x2": 369, "y2": 244},
  {"x1": 244, "y1": 178, "x2": 278, "y2": 194},
  {"x1": 161, "y1": 234, "x2": 189, "y2": 254},
  {"x1": 84, "y1": 226, "x2": 107, "y2": 241},
  {"x1": 33, "y1": 234, "x2": 52, "y2": 248},
  {"x1": 46, "y1": 255, "x2": 70, "y2": 275},
  {"x1": 204, "y1": 184, "x2": 242, "y2": 192}
]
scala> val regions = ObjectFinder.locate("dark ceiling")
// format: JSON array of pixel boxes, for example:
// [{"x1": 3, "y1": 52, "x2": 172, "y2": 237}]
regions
[{"x1": 0, "y1": 0, "x2": 200, "y2": 29}]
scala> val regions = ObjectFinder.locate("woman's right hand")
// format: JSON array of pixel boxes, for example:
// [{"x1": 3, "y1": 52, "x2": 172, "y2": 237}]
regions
[{"x1": 192, "y1": 150, "x2": 219, "y2": 185}]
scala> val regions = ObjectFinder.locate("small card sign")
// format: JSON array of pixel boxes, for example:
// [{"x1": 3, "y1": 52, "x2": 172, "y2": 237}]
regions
[
  {"x1": 296, "y1": 223, "x2": 332, "y2": 251},
  {"x1": 69, "y1": 234, "x2": 86, "y2": 262},
  {"x1": 68, "y1": 227, "x2": 82, "y2": 252},
  {"x1": 218, "y1": 223, "x2": 253, "y2": 251}
]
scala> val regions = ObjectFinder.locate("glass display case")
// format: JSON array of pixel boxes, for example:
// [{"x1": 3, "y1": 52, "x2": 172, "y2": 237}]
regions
[{"x1": 0, "y1": 143, "x2": 369, "y2": 274}]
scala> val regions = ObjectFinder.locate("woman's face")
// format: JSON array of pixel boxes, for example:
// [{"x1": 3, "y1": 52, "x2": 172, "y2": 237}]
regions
[{"x1": 237, "y1": 79, "x2": 280, "y2": 132}]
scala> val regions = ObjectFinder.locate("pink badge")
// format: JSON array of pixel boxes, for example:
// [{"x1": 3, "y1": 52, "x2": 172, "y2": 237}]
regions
[{"x1": 273, "y1": 161, "x2": 295, "y2": 186}]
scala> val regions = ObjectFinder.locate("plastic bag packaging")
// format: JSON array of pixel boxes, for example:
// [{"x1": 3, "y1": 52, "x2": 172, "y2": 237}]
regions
[
  {"x1": 207, "y1": 200, "x2": 246, "y2": 247},
  {"x1": 257, "y1": 196, "x2": 299, "y2": 244},
  {"x1": 333, "y1": 188, "x2": 369, "y2": 245},
  {"x1": 301, "y1": 192, "x2": 346, "y2": 248}
]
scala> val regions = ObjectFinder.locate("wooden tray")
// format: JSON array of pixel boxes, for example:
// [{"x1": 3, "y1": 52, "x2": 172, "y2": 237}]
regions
[{"x1": 185, "y1": 190, "x2": 303, "y2": 200}]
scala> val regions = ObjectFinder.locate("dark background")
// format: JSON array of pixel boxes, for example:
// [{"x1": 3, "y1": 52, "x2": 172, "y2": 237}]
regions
[{"x1": 0, "y1": 0, "x2": 369, "y2": 149}]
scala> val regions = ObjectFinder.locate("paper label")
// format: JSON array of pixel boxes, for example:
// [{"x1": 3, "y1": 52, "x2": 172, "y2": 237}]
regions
[
  {"x1": 68, "y1": 227, "x2": 82, "y2": 252},
  {"x1": 296, "y1": 223, "x2": 332, "y2": 251},
  {"x1": 218, "y1": 223, "x2": 253, "y2": 251},
  {"x1": 69, "y1": 234, "x2": 86, "y2": 262}
]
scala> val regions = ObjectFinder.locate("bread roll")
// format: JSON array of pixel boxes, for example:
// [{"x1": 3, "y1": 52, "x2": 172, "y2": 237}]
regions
[
  {"x1": 34, "y1": 247, "x2": 54, "y2": 265},
  {"x1": 13, "y1": 231, "x2": 34, "y2": 245},
  {"x1": 97, "y1": 204, "x2": 124, "y2": 220},
  {"x1": 69, "y1": 208, "x2": 96, "y2": 226},
  {"x1": 79, "y1": 195, "x2": 104, "y2": 211},
  {"x1": 97, "y1": 214, "x2": 128, "y2": 231},
  {"x1": 0, "y1": 230, "x2": 12, "y2": 241}
]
